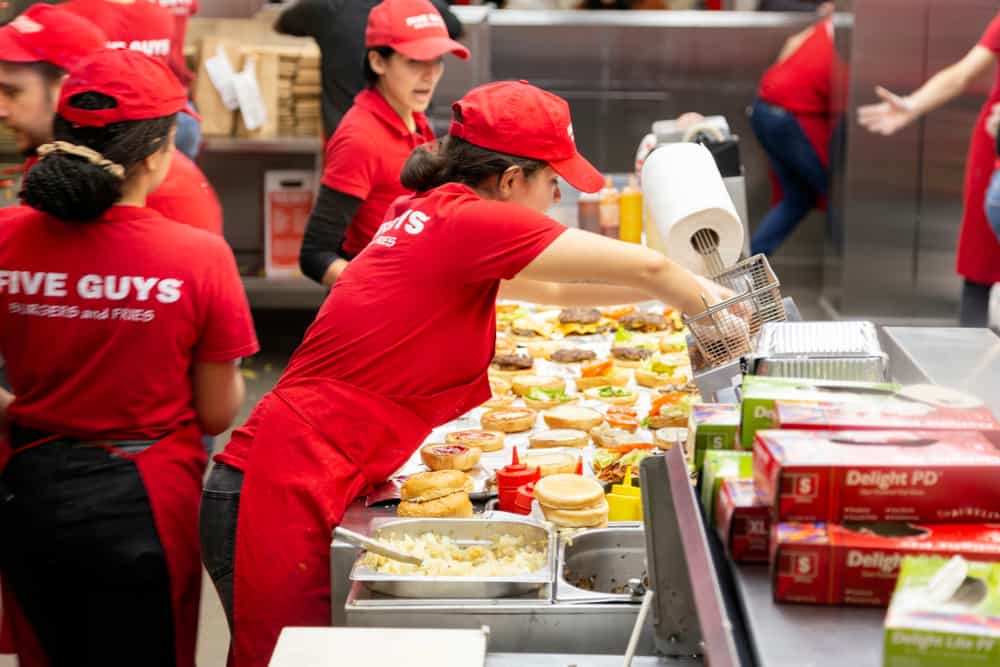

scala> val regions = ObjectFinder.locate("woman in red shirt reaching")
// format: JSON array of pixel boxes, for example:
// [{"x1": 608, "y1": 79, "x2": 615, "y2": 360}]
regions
[
  {"x1": 201, "y1": 79, "x2": 728, "y2": 666},
  {"x1": 859, "y1": 11, "x2": 1000, "y2": 326},
  {"x1": 0, "y1": 50, "x2": 257, "y2": 667},
  {"x1": 297, "y1": 0, "x2": 469, "y2": 286}
]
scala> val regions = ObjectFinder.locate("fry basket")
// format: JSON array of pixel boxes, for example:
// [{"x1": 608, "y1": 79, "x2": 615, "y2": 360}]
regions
[{"x1": 684, "y1": 254, "x2": 786, "y2": 368}]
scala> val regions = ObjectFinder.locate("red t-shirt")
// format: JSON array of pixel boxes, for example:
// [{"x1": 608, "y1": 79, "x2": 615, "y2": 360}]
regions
[
  {"x1": 149, "y1": 153, "x2": 223, "y2": 235},
  {"x1": 156, "y1": 0, "x2": 198, "y2": 88},
  {"x1": 321, "y1": 88, "x2": 435, "y2": 257},
  {"x1": 65, "y1": 0, "x2": 175, "y2": 64},
  {"x1": 0, "y1": 205, "x2": 258, "y2": 440},
  {"x1": 217, "y1": 183, "x2": 565, "y2": 470}
]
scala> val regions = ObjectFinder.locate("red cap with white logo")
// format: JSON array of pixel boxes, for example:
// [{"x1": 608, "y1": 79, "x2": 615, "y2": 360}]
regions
[
  {"x1": 0, "y1": 5, "x2": 107, "y2": 71},
  {"x1": 365, "y1": 0, "x2": 469, "y2": 62},
  {"x1": 449, "y1": 80, "x2": 604, "y2": 193},
  {"x1": 58, "y1": 49, "x2": 197, "y2": 127}
]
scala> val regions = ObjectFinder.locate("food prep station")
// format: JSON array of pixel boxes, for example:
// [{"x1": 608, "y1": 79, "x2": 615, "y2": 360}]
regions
[{"x1": 325, "y1": 325, "x2": 1000, "y2": 666}]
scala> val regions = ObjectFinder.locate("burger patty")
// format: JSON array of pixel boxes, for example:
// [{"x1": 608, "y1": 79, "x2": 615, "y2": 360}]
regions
[
  {"x1": 620, "y1": 312, "x2": 668, "y2": 332},
  {"x1": 558, "y1": 307, "x2": 602, "y2": 325},
  {"x1": 511, "y1": 328, "x2": 540, "y2": 337},
  {"x1": 611, "y1": 346, "x2": 652, "y2": 362},
  {"x1": 551, "y1": 348, "x2": 597, "y2": 363},
  {"x1": 491, "y1": 353, "x2": 533, "y2": 370}
]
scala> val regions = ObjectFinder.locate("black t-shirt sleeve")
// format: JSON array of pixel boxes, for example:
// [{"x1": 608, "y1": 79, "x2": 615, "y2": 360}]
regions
[
  {"x1": 298, "y1": 185, "x2": 362, "y2": 284},
  {"x1": 430, "y1": 0, "x2": 465, "y2": 40},
  {"x1": 275, "y1": 0, "x2": 336, "y2": 37}
]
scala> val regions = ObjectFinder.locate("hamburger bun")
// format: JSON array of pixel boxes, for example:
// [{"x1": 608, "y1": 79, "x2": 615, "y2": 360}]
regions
[
  {"x1": 523, "y1": 451, "x2": 578, "y2": 477},
  {"x1": 635, "y1": 367, "x2": 689, "y2": 389},
  {"x1": 541, "y1": 498, "x2": 610, "y2": 528},
  {"x1": 533, "y1": 474, "x2": 605, "y2": 510},
  {"x1": 481, "y1": 408, "x2": 536, "y2": 433},
  {"x1": 489, "y1": 366, "x2": 535, "y2": 380},
  {"x1": 583, "y1": 386, "x2": 639, "y2": 406},
  {"x1": 529, "y1": 429, "x2": 589, "y2": 449},
  {"x1": 489, "y1": 377, "x2": 512, "y2": 395},
  {"x1": 647, "y1": 413, "x2": 688, "y2": 429},
  {"x1": 512, "y1": 375, "x2": 566, "y2": 397},
  {"x1": 542, "y1": 405, "x2": 604, "y2": 431},
  {"x1": 522, "y1": 393, "x2": 579, "y2": 410},
  {"x1": 445, "y1": 429, "x2": 504, "y2": 453},
  {"x1": 482, "y1": 394, "x2": 516, "y2": 409},
  {"x1": 420, "y1": 443, "x2": 482, "y2": 472},
  {"x1": 397, "y1": 491, "x2": 473, "y2": 518},
  {"x1": 525, "y1": 340, "x2": 560, "y2": 359},
  {"x1": 654, "y1": 427, "x2": 687, "y2": 450},
  {"x1": 400, "y1": 470, "x2": 473, "y2": 502},
  {"x1": 494, "y1": 336, "x2": 516, "y2": 356},
  {"x1": 575, "y1": 367, "x2": 631, "y2": 391}
]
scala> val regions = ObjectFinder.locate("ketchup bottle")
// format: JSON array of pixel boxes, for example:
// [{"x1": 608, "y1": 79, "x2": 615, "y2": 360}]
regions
[{"x1": 496, "y1": 448, "x2": 539, "y2": 514}]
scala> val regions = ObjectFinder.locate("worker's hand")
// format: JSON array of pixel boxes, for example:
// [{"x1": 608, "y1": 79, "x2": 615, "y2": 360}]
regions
[
  {"x1": 817, "y1": 2, "x2": 834, "y2": 17},
  {"x1": 857, "y1": 86, "x2": 917, "y2": 136},
  {"x1": 675, "y1": 112, "x2": 706, "y2": 131},
  {"x1": 987, "y1": 102, "x2": 1000, "y2": 138},
  {"x1": 694, "y1": 274, "x2": 735, "y2": 308}
]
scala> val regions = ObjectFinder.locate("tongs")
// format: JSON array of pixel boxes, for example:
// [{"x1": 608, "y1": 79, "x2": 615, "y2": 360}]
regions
[{"x1": 334, "y1": 526, "x2": 423, "y2": 566}]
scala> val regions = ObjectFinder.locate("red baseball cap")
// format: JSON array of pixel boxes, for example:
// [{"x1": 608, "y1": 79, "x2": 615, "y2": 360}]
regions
[
  {"x1": 0, "y1": 5, "x2": 107, "y2": 71},
  {"x1": 366, "y1": 0, "x2": 470, "y2": 62},
  {"x1": 449, "y1": 80, "x2": 604, "y2": 193},
  {"x1": 58, "y1": 49, "x2": 197, "y2": 127}
]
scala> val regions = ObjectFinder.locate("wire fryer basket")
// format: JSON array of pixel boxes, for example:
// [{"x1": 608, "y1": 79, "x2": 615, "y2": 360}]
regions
[{"x1": 683, "y1": 254, "x2": 786, "y2": 368}]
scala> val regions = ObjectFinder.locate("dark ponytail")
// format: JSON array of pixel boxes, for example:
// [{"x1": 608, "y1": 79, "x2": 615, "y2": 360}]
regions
[
  {"x1": 21, "y1": 92, "x2": 176, "y2": 222},
  {"x1": 401, "y1": 135, "x2": 547, "y2": 193}
]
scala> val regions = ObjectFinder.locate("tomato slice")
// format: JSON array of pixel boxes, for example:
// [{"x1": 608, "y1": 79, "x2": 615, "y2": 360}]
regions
[
  {"x1": 604, "y1": 442, "x2": 654, "y2": 454},
  {"x1": 649, "y1": 392, "x2": 686, "y2": 418},
  {"x1": 581, "y1": 359, "x2": 613, "y2": 378},
  {"x1": 607, "y1": 414, "x2": 640, "y2": 431},
  {"x1": 604, "y1": 305, "x2": 636, "y2": 320},
  {"x1": 607, "y1": 406, "x2": 638, "y2": 417}
]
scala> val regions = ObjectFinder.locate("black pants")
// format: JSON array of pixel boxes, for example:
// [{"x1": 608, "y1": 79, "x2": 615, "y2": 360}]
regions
[
  {"x1": 200, "y1": 461, "x2": 243, "y2": 630},
  {"x1": 0, "y1": 435, "x2": 175, "y2": 666},
  {"x1": 960, "y1": 279, "x2": 994, "y2": 327}
]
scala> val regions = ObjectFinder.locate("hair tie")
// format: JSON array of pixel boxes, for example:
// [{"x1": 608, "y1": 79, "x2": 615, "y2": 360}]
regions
[{"x1": 37, "y1": 141, "x2": 125, "y2": 180}]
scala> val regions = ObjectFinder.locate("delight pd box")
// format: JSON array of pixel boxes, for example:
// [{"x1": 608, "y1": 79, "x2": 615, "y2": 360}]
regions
[{"x1": 754, "y1": 430, "x2": 1000, "y2": 524}]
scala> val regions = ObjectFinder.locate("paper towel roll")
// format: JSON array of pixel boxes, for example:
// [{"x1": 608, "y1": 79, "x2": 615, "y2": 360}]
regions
[{"x1": 641, "y1": 143, "x2": 744, "y2": 275}]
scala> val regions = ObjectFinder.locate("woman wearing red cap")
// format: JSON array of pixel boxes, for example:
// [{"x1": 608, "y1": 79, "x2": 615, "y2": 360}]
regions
[
  {"x1": 297, "y1": 0, "x2": 469, "y2": 286},
  {"x1": 0, "y1": 50, "x2": 257, "y2": 666},
  {"x1": 202, "y1": 79, "x2": 727, "y2": 666}
]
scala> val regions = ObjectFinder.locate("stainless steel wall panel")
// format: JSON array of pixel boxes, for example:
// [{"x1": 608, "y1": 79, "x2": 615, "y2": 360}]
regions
[{"x1": 838, "y1": 0, "x2": 928, "y2": 318}]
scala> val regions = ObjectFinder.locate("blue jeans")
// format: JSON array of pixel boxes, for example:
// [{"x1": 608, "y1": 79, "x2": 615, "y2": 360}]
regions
[
  {"x1": 984, "y1": 168, "x2": 1000, "y2": 244},
  {"x1": 750, "y1": 99, "x2": 829, "y2": 256},
  {"x1": 174, "y1": 102, "x2": 201, "y2": 161}
]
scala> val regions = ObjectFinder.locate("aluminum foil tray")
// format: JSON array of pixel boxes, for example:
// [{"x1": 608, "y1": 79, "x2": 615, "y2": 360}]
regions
[
  {"x1": 349, "y1": 516, "x2": 555, "y2": 599},
  {"x1": 746, "y1": 321, "x2": 889, "y2": 382}
]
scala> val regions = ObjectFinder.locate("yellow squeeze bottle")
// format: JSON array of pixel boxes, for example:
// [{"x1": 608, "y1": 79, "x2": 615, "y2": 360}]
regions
[{"x1": 619, "y1": 175, "x2": 643, "y2": 244}]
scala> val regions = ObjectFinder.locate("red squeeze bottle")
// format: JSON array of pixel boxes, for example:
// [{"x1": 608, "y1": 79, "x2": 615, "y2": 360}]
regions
[
  {"x1": 513, "y1": 482, "x2": 536, "y2": 515},
  {"x1": 496, "y1": 448, "x2": 540, "y2": 513},
  {"x1": 575, "y1": 456, "x2": 584, "y2": 475}
]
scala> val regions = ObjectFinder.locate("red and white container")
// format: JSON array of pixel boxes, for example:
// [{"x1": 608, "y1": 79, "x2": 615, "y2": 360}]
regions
[
  {"x1": 754, "y1": 430, "x2": 1000, "y2": 523},
  {"x1": 715, "y1": 479, "x2": 770, "y2": 563}
]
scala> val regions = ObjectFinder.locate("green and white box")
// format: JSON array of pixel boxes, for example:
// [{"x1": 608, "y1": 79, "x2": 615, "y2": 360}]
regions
[
  {"x1": 884, "y1": 555, "x2": 1000, "y2": 667},
  {"x1": 699, "y1": 450, "x2": 752, "y2": 520},
  {"x1": 688, "y1": 403, "x2": 741, "y2": 472},
  {"x1": 740, "y1": 376, "x2": 901, "y2": 449}
]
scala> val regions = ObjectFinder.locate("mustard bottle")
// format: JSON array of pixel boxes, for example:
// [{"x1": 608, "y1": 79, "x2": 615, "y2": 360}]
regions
[{"x1": 619, "y1": 175, "x2": 643, "y2": 244}]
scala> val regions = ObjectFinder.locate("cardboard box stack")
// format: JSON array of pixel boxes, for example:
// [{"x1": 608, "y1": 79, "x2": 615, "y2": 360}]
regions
[
  {"x1": 278, "y1": 51, "x2": 322, "y2": 138},
  {"x1": 701, "y1": 376, "x2": 1000, "y2": 610}
]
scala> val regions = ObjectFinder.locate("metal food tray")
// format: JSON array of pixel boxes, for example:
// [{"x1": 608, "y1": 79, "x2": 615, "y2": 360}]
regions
[
  {"x1": 746, "y1": 321, "x2": 889, "y2": 382},
  {"x1": 349, "y1": 516, "x2": 555, "y2": 599}
]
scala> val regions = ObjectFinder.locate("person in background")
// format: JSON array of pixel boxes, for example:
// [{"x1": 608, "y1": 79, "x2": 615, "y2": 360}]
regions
[
  {"x1": 156, "y1": 0, "x2": 203, "y2": 159},
  {"x1": 274, "y1": 0, "x2": 463, "y2": 139},
  {"x1": 296, "y1": 0, "x2": 468, "y2": 287},
  {"x1": 66, "y1": 0, "x2": 204, "y2": 160},
  {"x1": 0, "y1": 49, "x2": 257, "y2": 667},
  {"x1": 749, "y1": 6, "x2": 843, "y2": 256},
  {"x1": 200, "y1": 79, "x2": 729, "y2": 666},
  {"x1": 858, "y1": 11, "x2": 1000, "y2": 327},
  {"x1": 0, "y1": 4, "x2": 224, "y2": 236},
  {"x1": 984, "y1": 101, "x2": 1000, "y2": 243}
]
